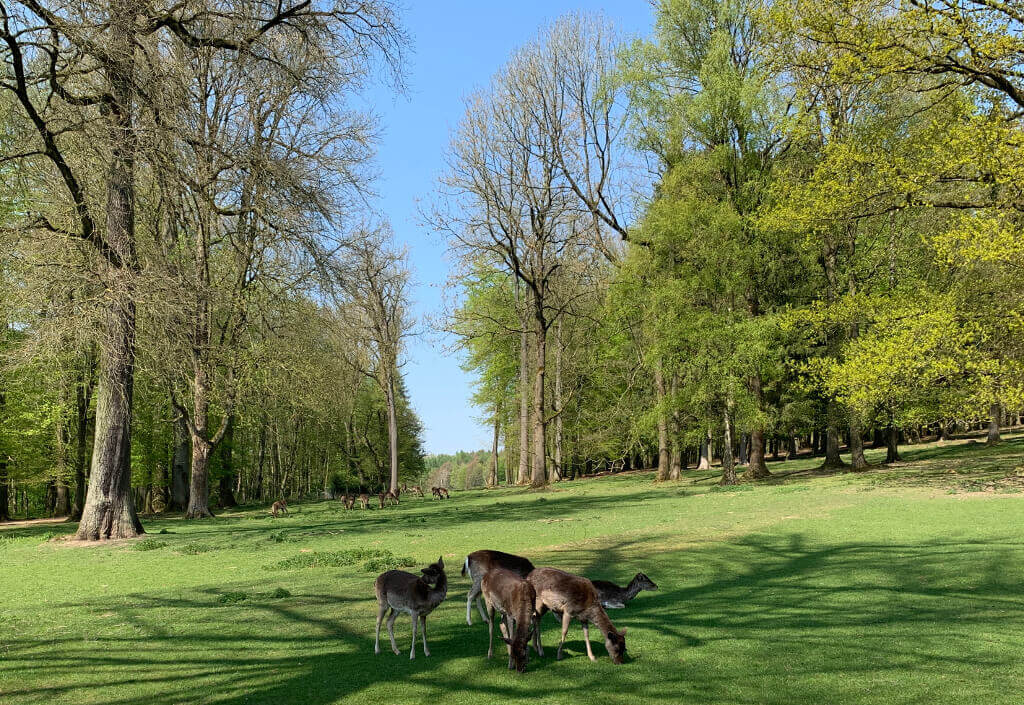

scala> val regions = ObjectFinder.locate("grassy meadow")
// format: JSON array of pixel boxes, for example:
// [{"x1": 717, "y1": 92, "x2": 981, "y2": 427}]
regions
[{"x1": 3, "y1": 436, "x2": 1024, "y2": 705}]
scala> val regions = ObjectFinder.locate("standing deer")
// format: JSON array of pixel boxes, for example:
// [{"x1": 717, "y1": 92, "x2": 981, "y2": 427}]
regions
[
  {"x1": 591, "y1": 572, "x2": 659, "y2": 609},
  {"x1": 462, "y1": 549, "x2": 535, "y2": 625},
  {"x1": 270, "y1": 499, "x2": 288, "y2": 517},
  {"x1": 481, "y1": 568, "x2": 539, "y2": 672},
  {"x1": 527, "y1": 567, "x2": 627, "y2": 664},
  {"x1": 358, "y1": 493, "x2": 370, "y2": 509},
  {"x1": 343, "y1": 495, "x2": 356, "y2": 510},
  {"x1": 374, "y1": 557, "x2": 448, "y2": 659},
  {"x1": 407, "y1": 485, "x2": 424, "y2": 497}
]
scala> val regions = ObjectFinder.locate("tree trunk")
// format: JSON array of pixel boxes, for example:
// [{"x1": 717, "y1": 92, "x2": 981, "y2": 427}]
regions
[
  {"x1": 70, "y1": 351, "x2": 95, "y2": 521},
  {"x1": 517, "y1": 298, "x2": 530, "y2": 485},
  {"x1": 186, "y1": 438, "x2": 214, "y2": 518},
  {"x1": 488, "y1": 409, "x2": 500, "y2": 487},
  {"x1": 822, "y1": 401, "x2": 846, "y2": 468},
  {"x1": 553, "y1": 320, "x2": 563, "y2": 482},
  {"x1": 849, "y1": 417, "x2": 868, "y2": 470},
  {"x1": 720, "y1": 405, "x2": 737, "y2": 485},
  {"x1": 698, "y1": 429, "x2": 712, "y2": 470},
  {"x1": 746, "y1": 373, "x2": 771, "y2": 478},
  {"x1": 76, "y1": 7, "x2": 143, "y2": 540},
  {"x1": 168, "y1": 411, "x2": 190, "y2": 511},
  {"x1": 530, "y1": 312, "x2": 547, "y2": 488},
  {"x1": 0, "y1": 390, "x2": 8, "y2": 520},
  {"x1": 654, "y1": 363, "x2": 670, "y2": 481},
  {"x1": 885, "y1": 424, "x2": 901, "y2": 463},
  {"x1": 386, "y1": 372, "x2": 400, "y2": 493},
  {"x1": 987, "y1": 403, "x2": 1002, "y2": 445},
  {"x1": 218, "y1": 416, "x2": 237, "y2": 508}
]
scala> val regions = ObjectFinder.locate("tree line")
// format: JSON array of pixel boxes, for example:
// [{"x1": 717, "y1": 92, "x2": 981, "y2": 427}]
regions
[
  {"x1": 0, "y1": 1, "x2": 424, "y2": 533},
  {"x1": 437, "y1": 0, "x2": 1024, "y2": 487}
]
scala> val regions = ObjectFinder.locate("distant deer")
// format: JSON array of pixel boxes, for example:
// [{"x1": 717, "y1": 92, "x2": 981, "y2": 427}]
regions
[
  {"x1": 591, "y1": 572, "x2": 658, "y2": 609},
  {"x1": 462, "y1": 549, "x2": 535, "y2": 625},
  {"x1": 358, "y1": 493, "x2": 370, "y2": 509},
  {"x1": 407, "y1": 485, "x2": 424, "y2": 497},
  {"x1": 431, "y1": 486, "x2": 443, "y2": 499},
  {"x1": 481, "y1": 568, "x2": 539, "y2": 672},
  {"x1": 527, "y1": 567, "x2": 627, "y2": 664},
  {"x1": 431, "y1": 486, "x2": 449, "y2": 499},
  {"x1": 374, "y1": 557, "x2": 448, "y2": 659},
  {"x1": 342, "y1": 495, "x2": 355, "y2": 510},
  {"x1": 270, "y1": 499, "x2": 288, "y2": 518},
  {"x1": 378, "y1": 490, "x2": 399, "y2": 508}
]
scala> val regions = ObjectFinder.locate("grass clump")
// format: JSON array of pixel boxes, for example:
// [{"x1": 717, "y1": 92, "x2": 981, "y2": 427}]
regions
[
  {"x1": 178, "y1": 542, "x2": 215, "y2": 555},
  {"x1": 269, "y1": 587, "x2": 291, "y2": 598},
  {"x1": 270, "y1": 548, "x2": 412, "y2": 571},
  {"x1": 362, "y1": 554, "x2": 416, "y2": 573},
  {"x1": 133, "y1": 539, "x2": 168, "y2": 552},
  {"x1": 216, "y1": 591, "x2": 249, "y2": 605}
]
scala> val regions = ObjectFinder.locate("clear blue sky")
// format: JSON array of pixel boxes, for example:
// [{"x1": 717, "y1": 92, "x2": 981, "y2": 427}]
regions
[{"x1": 363, "y1": 1, "x2": 654, "y2": 455}]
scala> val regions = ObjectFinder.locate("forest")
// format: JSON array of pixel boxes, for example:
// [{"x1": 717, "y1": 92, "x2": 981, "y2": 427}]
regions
[{"x1": 2, "y1": 0, "x2": 1023, "y2": 538}]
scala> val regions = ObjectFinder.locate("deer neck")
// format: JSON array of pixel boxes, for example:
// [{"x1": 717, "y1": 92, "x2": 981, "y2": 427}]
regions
[
  {"x1": 624, "y1": 577, "x2": 644, "y2": 602},
  {"x1": 587, "y1": 604, "x2": 617, "y2": 637},
  {"x1": 426, "y1": 572, "x2": 448, "y2": 607}
]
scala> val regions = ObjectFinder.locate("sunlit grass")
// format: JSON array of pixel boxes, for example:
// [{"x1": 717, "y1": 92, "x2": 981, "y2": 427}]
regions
[{"x1": 2, "y1": 435, "x2": 1024, "y2": 704}]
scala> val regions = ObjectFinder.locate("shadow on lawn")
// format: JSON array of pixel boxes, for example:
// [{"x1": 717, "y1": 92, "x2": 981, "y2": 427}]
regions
[{"x1": 6, "y1": 529, "x2": 1024, "y2": 705}]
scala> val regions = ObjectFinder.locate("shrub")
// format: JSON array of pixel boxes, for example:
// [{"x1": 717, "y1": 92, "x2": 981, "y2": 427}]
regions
[
  {"x1": 217, "y1": 591, "x2": 249, "y2": 604},
  {"x1": 363, "y1": 554, "x2": 416, "y2": 573},
  {"x1": 179, "y1": 542, "x2": 214, "y2": 555},
  {"x1": 270, "y1": 587, "x2": 291, "y2": 599},
  {"x1": 269, "y1": 548, "x2": 415, "y2": 572},
  {"x1": 134, "y1": 539, "x2": 168, "y2": 552}
]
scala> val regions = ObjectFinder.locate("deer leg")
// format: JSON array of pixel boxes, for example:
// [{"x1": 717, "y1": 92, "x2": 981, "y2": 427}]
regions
[
  {"x1": 581, "y1": 620, "x2": 597, "y2": 661},
  {"x1": 386, "y1": 610, "x2": 400, "y2": 655},
  {"x1": 466, "y1": 579, "x2": 481, "y2": 625},
  {"x1": 420, "y1": 615, "x2": 430, "y2": 657},
  {"x1": 532, "y1": 605, "x2": 546, "y2": 656},
  {"x1": 557, "y1": 610, "x2": 571, "y2": 660},
  {"x1": 374, "y1": 602, "x2": 388, "y2": 655},
  {"x1": 409, "y1": 612, "x2": 418, "y2": 660},
  {"x1": 487, "y1": 605, "x2": 495, "y2": 658}
]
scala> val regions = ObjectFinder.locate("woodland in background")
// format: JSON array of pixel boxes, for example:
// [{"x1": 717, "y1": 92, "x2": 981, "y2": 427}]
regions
[
  {"x1": 0, "y1": 1, "x2": 423, "y2": 529},
  {"x1": 438, "y1": 0, "x2": 1024, "y2": 488},
  {"x1": 3, "y1": 0, "x2": 1024, "y2": 528}
]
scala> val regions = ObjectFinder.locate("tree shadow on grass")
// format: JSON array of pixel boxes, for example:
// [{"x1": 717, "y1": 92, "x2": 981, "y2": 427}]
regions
[{"x1": 6, "y1": 529, "x2": 1024, "y2": 705}]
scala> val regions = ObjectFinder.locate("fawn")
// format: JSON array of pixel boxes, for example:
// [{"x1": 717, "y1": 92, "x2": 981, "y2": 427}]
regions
[
  {"x1": 374, "y1": 557, "x2": 448, "y2": 659},
  {"x1": 591, "y1": 572, "x2": 658, "y2": 609}
]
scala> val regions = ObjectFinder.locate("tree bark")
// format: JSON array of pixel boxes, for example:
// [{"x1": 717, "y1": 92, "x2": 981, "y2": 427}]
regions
[
  {"x1": 849, "y1": 417, "x2": 867, "y2": 470},
  {"x1": 0, "y1": 457, "x2": 9, "y2": 522},
  {"x1": 517, "y1": 284, "x2": 530, "y2": 485},
  {"x1": 70, "y1": 350, "x2": 95, "y2": 521},
  {"x1": 530, "y1": 311, "x2": 547, "y2": 488},
  {"x1": 489, "y1": 410, "x2": 500, "y2": 487},
  {"x1": 218, "y1": 416, "x2": 237, "y2": 508},
  {"x1": 76, "y1": 5, "x2": 143, "y2": 540},
  {"x1": 698, "y1": 429, "x2": 712, "y2": 470},
  {"x1": 746, "y1": 373, "x2": 771, "y2": 478},
  {"x1": 386, "y1": 371, "x2": 400, "y2": 493},
  {"x1": 720, "y1": 405, "x2": 737, "y2": 485},
  {"x1": 823, "y1": 401, "x2": 846, "y2": 468},
  {"x1": 885, "y1": 424, "x2": 901, "y2": 463},
  {"x1": 186, "y1": 438, "x2": 214, "y2": 518},
  {"x1": 654, "y1": 363, "x2": 671, "y2": 481},
  {"x1": 169, "y1": 411, "x2": 190, "y2": 511},
  {"x1": 553, "y1": 320, "x2": 563, "y2": 482},
  {"x1": 987, "y1": 402, "x2": 1002, "y2": 445}
]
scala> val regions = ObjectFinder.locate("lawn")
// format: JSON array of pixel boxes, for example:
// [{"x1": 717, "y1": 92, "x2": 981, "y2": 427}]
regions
[{"x1": 3, "y1": 436, "x2": 1024, "y2": 705}]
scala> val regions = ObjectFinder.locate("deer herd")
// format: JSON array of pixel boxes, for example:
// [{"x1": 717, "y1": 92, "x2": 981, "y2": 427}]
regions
[{"x1": 374, "y1": 548, "x2": 658, "y2": 672}]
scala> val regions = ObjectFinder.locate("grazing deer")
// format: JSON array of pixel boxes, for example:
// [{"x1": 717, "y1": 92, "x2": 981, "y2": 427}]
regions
[
  {"x1": 343, "y1": 495, "x2": 356, "y2": 510},
  {"x1": 481, "y1": 568, "x2": 539, "y2": 672},
  {"x1": 358, "y1": 493, "x2": 370, "y2": 509},
  {"x1": 431, "y1": 486, "x2": 443, "y2": 499},
  {"x1": 270, "y1": 499, "x2": 288, "y2": 518},
  {"x1": 527, "y1": 567, "x2": 627, "y2": 664},
  {"x1": 378, "y1": 490, "x2": 399, "y2": 508},
  {"x1": 374, "y1": 557, "x2": 448, "y2": 659},
  {"x1": 407, "y1": 485, "x2": 424, "y2": 497},
  {"x1": 591, "y1": 572, "x2": 659, "y2": 609},
  {"x1": 462, "y1": 549, "x2": 535, "y2": 625}
]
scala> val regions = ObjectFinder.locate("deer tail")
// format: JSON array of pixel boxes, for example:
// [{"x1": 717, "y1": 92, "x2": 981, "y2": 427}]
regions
[{"x1": 462, "y1": 556, "x2": 469, "y2": 577}]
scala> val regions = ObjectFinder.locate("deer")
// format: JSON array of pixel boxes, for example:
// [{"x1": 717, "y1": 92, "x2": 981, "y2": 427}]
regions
[
  {"x1": 462, "y1": 549, "x2": 535, "y2": 626},
  {"x1": 374, "y1": 556, "x2": 448, "y2": 659},
  {"x1": 480, "y1": 568, "x2": 539, "y2": 673},
  {"x1": 431, "y1": 486, "x2": 443, "y2": 499},
  {"x1": 378, "y1": 490, "x2": 399, "y2": 508},
  {"x1": 358, "y1": 493, "x2": 370, "y2": 509},
  {"x1": 270, "y1": 499, "x2": 288, "y2": 518},
  {"x1": 591, "y1": 572, "x2": 659, "y2": 609},
  {"x1": 431, "y1": 486, "x2": 450, "y2": 499},
  {"x1": 407, "y1": 485, "x2": 424, "y2": 497},
  {"x1": 527, "y1": 567, "x2": 627, "y2": 664},
  {"x1": 343, "y1": 495, "x2": 356, "y2": 510}
]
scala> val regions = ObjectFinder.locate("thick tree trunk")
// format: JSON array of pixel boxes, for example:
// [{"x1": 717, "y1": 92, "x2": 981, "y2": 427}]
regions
[
  {"x1": 530, "y1": 314, "x2": 547, "y2": 488},
  {"x1": 987, "y1": 403, "x2": 1002, "y2": 445},
  {"x1": 849, "y1": 417, "x2": 868, "y2": 470},
  {"x1": 218, "y1": 416, "x2": 237, "y2": 508},
  {"x1": 76, "y1": 7, "x2": 143, "y2": 540},
  {"x1": 746, "y1": 373, "x2": 771, "y2": 478},
  {"x1": 720, "y1": 406, "x2": 737, "y2": 485},
  {"x1": 698, "y1": 429, "x2": 712, "y2": 470},
  {"x1": 76, "y1": 299, "x2": 143, "y2": 539},
  {"x1": 54, "y1": 483, "x2": 71, "y2": 517},
  {"x1": 186, "y1": 439, "x2": 214, "y2": 519},
  {"x1": 885, "y1": 425, "x2": 901, "y2": 463},
  {"x1": 168, "y1": 412, "x2": 190, "y2": 511},
  {"x1": 70, "y1": 353, "x2": 95, "y2": 521},
  {"x1": 0, "y1": 425, "x2": 9, "y2": 521},
  {"x1": 654, "y1": 363, "x2": 671, "y2": 481},
  {"x1": 823, "y1": 401, "x2": 846, "y2": 467}
]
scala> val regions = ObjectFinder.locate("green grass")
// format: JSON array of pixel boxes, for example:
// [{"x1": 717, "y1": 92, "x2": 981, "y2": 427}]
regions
[{"x1": 3, "y1": 435, "x2": 1024, "y2": 704}]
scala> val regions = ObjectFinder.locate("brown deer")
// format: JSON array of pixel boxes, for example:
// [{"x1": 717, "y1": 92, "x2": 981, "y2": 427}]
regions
[
  {"x1": 358, "y1": 493, "x2": 370, "y2": 509},
  {"x1": 462, "y1": 549, "x2": 535, "y2": 625},
  {"x1": 527, "y1": 567, "x2": 627, "y2": 664},
  {"x1": 407, "y1": 485, "x2": 424, "y2": 497},
  {"x1": 378, "y1": 490, "x2": 399, "y2": 508},
  {"x1": 481, "y1": 568, "x2": 539, "y2": 672},
  {"x1": 591, "y1": 572, "x2": 659, "y2": 609},
  {"x1": 270, "y1": 499, "x2": 288, "y2": 518},
  {"x1": 342, "y1": 495, "x2": 356, "y2": 510},
  {"x1": 431, "y1": 486, "x2": 443, "y2": 499},
  {"x1": 374, "y1": 557, "x2": 448, "y2": 659}
]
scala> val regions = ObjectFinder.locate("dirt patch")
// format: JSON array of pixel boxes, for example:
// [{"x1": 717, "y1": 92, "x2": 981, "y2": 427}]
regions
[{"x1": 0, "y1": 517, "x2": 68, "y2": 531}]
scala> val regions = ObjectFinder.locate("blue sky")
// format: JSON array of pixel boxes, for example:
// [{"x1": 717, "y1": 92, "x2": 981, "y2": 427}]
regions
[{"x1": 362, "y1": 1, "x2": 654, "y2": 455}]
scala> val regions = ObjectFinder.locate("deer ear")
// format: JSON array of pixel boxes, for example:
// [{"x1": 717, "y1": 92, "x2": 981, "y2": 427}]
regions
[{"x1": 438, "y1": 556, "x2": 444, "y2": 568}]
